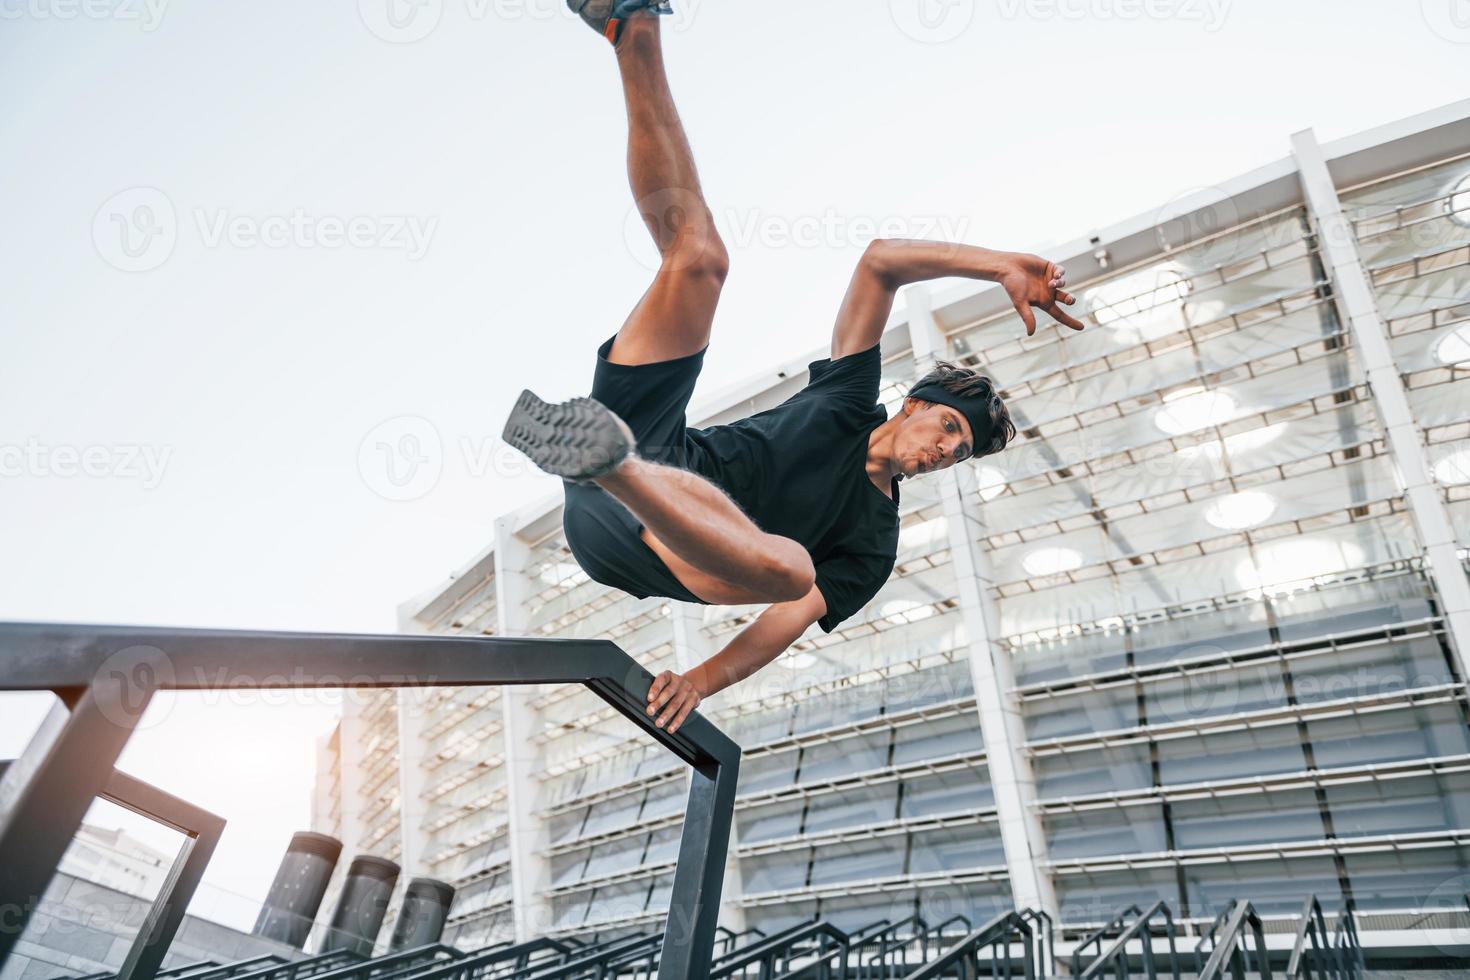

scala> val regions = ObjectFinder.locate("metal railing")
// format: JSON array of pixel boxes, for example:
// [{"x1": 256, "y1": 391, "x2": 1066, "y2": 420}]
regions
[
  {"x1": 901, "y1": 910, "x2": 1037, "y2": 980},
  {"x1": 710, "y1": 920, "x2": 850, "y2": 978},
  {"x1": 1198, "y1": 901, "x2": 1273, "y2": 980},
  {"x1": 1076, "y1": 901, "x2": 1180, "y2": 980},
  {"x1": 1286, "y1": 897, "x2": 1362, "y2": 980},
  {"x1": 0, "y1": 623, "x2": 741, "y2": 980},
  {"x1": 34, "y1": 768, "x2": 227, "y2": 980},
  {"x1": 1072, "y1": 904, "x2": 1142, "y2": 977}
]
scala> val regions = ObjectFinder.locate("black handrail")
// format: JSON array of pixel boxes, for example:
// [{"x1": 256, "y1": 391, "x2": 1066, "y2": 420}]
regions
[
  {"x1": 394, "y1": 937, "x2": 574, "y2": 979},
  {"x1": 168, "y1": 956, "x2": 290, "y2": 980},
  {"x1": 711, "y1": 919, "x2": 815, "y2": 970},
  {"x1": 291, "y1": 945, "x2": 461, "y2": 980},
  {"x1": 1077, "y1": 900, "x2": 1179, "y2": 980},
  {"x1": 1071, "y1": 904, "x2": 1143, "y2": 976},
  {"x1": 1287, "y1": 896, "x2": 1346, "y2": 980},
  {"x1": 710, "y1": 922, "x2": 850, "y2": 978},
  {"x1": 860, "y1": 916, "x2": 932, "y2": 978},
  {"x1": 0, "y1": 623, "x2": 740, "y2": 980},
  {"x1": 769, "y1": 925, "x2": 851, "y2": 980},
  {"x1": 219, "y1": 950, "x2": 362, "y2": 980},
  {"x1": 1017, "y1": 908, "x2": 1054, "y2": 977},
  {"x1": 155, "y1": 963, "x2": 222, "y2": 980},
  {"x1": 1333, "y1": 901, "x2": 1364, "y2": 978},
  {"x1": 713, "y1": 927, "x2": 765, "y2": 958},
  {"x1": 518, "y1": 934, "x2": 663, "y2": 978},
  {"x1": 930, "y1": 915, "x2": 972, "y2": 943},
  {"x1": 1199, "y1": 901, "x2": 1273, "y2": 980},
  {"x1": 1194, "y1": 901, "x2": 1238, "y2": 974},
  {"x1": 901, "y1": 911, "x2": 1036, "y2": 980}
]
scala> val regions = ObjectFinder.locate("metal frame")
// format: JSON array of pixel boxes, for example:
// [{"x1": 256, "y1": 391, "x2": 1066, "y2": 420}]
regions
[
  {"x1": 1199, "y1": 901, "x2": 1273, "y2": 980},
  {"x1": 1077, "y1": 901, "x2": 1180, "y2": 980},
  {"x1": 102, "y1": 770, "x2": 226, "y2": 980},
  {"x1": 902, "y1": 911, "x2": 1038, "y2": 980},
  {"x1": 0, "y1": 622, "x2": 741, "y2": 980}
]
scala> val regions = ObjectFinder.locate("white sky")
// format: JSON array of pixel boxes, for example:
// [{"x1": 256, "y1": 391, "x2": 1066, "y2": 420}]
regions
[{"x1": 2, "y1": 0, "x2": 1467, "y2": 928}]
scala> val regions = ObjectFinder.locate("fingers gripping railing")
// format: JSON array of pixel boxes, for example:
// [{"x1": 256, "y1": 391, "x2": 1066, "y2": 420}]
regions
[{"x1": 0, "y1": 623, "x2": 742, "y2": 980}]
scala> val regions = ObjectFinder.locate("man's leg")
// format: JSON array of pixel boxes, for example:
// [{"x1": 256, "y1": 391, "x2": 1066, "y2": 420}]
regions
[
  {"x1": 511, "y1": 13, "x2": 813, "y2": 603},
  {"x1": 597, "y1": 16, "x2": 813, "y2": 603},
  {"x1": 606, "y1": 14, "x2": 727, "y2": 365}
]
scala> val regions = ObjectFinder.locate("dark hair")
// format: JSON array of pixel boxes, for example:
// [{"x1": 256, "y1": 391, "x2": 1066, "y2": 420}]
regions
[{"x1": 908, "y1": 361, "x2": 1016, "y2": 458}]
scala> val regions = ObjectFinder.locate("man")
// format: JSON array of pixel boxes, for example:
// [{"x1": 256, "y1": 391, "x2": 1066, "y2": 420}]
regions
[{"x1": 503, "y1": 0, "x2": 1084, "y2": 734}]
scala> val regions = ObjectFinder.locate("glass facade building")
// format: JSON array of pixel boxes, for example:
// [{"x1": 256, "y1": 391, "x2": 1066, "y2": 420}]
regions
[{"x1": 317, "y1": 103, "x2": 1470, "y2": 952}]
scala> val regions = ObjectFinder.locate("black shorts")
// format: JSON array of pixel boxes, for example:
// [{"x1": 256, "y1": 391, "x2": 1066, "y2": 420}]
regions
[{"x1": 561, "y1": 335, "x2": 707, "y2": 604}]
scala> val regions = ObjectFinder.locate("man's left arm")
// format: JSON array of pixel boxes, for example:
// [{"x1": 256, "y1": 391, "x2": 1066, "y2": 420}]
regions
[
  {"x1": 645, "y1": 586, "x2": 827, "y2": 733},
  {"x1": 830, "y1": 238, "x2": 1084, "y2": 360}
]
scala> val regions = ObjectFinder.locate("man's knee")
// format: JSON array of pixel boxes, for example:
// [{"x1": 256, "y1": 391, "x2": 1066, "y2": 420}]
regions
[{"x1": 663, "y1": 229, "x2": 730, "y2": 286}]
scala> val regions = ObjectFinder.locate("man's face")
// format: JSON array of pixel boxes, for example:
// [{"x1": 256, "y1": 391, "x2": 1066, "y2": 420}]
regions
[{"x1": 896, "y1": 398, "x2": 976, "y2": 478}]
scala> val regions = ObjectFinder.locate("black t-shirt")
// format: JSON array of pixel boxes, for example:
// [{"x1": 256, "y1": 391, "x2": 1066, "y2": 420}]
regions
[{"x1": 685, "y1": 342, "x2": 900, "y2": 632}]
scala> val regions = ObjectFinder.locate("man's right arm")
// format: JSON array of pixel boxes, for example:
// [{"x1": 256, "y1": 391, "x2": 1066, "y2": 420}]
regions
[
  {"x1": 690, "y1": 586, "x2": 827, "y2": 697},
  {"x1": 646, "y1": 587, "x2": 826, "y2": 732}
]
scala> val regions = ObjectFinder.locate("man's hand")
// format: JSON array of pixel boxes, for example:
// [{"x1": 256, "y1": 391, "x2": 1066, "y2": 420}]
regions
[
  {"x1": 647, "y1": 670, "x2": 703, "y2": 734},
  {"x1": 996, "y1": 252, "x2": 1085, "y2": 337}
]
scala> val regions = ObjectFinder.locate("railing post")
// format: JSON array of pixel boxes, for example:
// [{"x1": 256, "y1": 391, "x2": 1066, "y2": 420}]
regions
[
  {"x1": 656, "y1": 755, "x2": 738, "y2": 980},
  {"x1": 0, "y1": 670, "x2": 160, "y2": 965}
]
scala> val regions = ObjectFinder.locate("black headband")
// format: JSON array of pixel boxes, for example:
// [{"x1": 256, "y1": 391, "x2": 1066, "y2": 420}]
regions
[{"x1": 908, "y1": 381, "x2": 996, "y2": 454}]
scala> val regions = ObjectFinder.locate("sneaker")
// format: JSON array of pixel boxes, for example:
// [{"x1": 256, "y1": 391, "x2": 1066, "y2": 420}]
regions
[
  {"x1": 502, "y1": 390, "x2": 637, "y2": 483},
  {"x1": 567, "y1": 0, "x2": 672, "y2": 44}
]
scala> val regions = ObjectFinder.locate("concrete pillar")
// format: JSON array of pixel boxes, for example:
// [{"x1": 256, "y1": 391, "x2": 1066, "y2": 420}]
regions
[
  {"x1": 905, "y1": 285, "x2": 1059, "y2": 918},
  {"x1": 252, "y1": 831, "x2": 342, "y2": 949},
  {"x1": 494, "y1": 516, "x2": 552, "y2": 941},
  {"x1": 1291, "y1": 129, "x2": 1470, "y2": 676}
]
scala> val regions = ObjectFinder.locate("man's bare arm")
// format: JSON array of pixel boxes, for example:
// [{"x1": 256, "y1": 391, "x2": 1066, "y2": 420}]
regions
[
  {"x1": 646, "y1": 586, "x2": 827, "y2": 732},
  {"x1": 830, "y1": 238, "x2": 1083, "y2": 360}
]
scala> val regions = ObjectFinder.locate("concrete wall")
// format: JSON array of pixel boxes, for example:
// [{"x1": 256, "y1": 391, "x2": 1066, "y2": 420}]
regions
[{"x1": 2, "y1": 872, "x2": 302, "y2": 980}]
